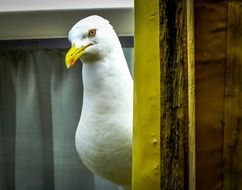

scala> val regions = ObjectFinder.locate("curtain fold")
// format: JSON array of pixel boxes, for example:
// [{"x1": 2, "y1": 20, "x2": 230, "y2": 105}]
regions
[
  {"x1": 0, "y1": 51, "x2": 16, "y2": 189},
  {"x1": 0, "y1": 49, "x2": 123, "y2": 190}
]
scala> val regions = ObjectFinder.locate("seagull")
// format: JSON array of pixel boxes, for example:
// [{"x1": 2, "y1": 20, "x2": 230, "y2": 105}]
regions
[{"x1": 65, "y1": 15, "x2": 133, "y2": 190}]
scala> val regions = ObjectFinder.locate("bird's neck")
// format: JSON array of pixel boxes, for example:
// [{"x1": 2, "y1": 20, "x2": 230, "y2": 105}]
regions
[{"x1": 81, "y1": 50, "x2": 132, "y2": 96}]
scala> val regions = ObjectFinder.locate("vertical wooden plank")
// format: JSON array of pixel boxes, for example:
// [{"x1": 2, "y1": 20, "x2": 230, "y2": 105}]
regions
[
  {"x1": 187, "y1": 1, "x2": 196, "y2": 190},
  {"x1": 133, "y1": 0, "x2": 160, "y2": 189},
  {"x1": 224, "y1": 1, "x2": 242, "y2": 189},
  {"x1": 133, "y1": 0, "x2": 194, "y2": 189},
  {"x1": 159, "y1": 0, "x2": 193, "y2": 189},
  {"x1": 195, "y1": 2, "x2": 227, "y2": 189}
]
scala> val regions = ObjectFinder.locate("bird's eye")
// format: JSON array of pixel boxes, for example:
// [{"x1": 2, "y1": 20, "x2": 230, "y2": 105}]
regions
[{"x1": 88, "y1": 29, "x2": 96, "y2": 37}]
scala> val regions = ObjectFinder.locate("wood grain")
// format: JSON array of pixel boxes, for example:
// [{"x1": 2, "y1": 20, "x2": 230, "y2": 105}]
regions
[
  {"x1": 159, "y1": 0, "x2": 194, "y2": 189},
  {"x1": 194, "y1": 1, "x2": 227, "y2": 189},
  {"x1": 224, "y1": 2, "x2": 242, "y2": 189},
  {"x1": 133, "y1": 0, "x2": 194, "y2": 189},
  {"x1": 187, "y1": 1, "x2": 196, "y2": 190}
]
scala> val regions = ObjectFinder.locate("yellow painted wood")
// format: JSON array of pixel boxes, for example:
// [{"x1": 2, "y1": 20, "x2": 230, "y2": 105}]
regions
[{"x1": 132, "y1": 0, "x2": 160, "y2": 190}]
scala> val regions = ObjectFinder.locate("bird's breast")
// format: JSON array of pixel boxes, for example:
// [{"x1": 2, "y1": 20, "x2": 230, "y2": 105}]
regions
[
  {"x1": 75, "y1": 108, "x2": 132, "y2": 186},
  {"x1": 75, "y1": 86, "x2": 132, "y2": 186},
  {"x1": 76, "y1": 58, "x2": 133, "y2": 186}
]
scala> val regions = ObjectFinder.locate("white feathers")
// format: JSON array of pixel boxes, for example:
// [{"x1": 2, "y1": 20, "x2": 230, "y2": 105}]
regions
[{"x1": 67, "y1": 15, "x2": 133, "y2": 189}]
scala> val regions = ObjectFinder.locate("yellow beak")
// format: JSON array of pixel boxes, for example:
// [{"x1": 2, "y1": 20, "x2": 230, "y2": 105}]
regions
[{"x1": 65, "y1": 45, "x2": 85, "y2": 69}]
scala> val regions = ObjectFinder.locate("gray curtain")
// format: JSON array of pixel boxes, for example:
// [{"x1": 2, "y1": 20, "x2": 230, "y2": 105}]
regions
[{"x1": 0, "y1": 47, "x2": 132, "y2": 190}]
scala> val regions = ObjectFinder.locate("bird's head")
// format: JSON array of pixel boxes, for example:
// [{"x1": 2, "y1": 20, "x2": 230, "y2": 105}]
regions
[{"x1": 65, "y1": 15, "x2": 120, "y2": 68}]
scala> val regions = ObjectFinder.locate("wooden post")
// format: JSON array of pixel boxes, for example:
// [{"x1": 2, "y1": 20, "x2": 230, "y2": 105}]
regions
[
  {"x1": 159, "y1": 0, "x2": 194, "y2": 189},
  {"x1": 223, "y1": 1, "x2": 242, "y2": 189},
  {"x1": 133, "y1": 0, "x2": 195, "y2": 190},
  {"x1": 133, "y1": 0, "x2": 161, "y2": 189},
  {"x1": 187, "y1": 1, "x2": 196, "y2": 190}
]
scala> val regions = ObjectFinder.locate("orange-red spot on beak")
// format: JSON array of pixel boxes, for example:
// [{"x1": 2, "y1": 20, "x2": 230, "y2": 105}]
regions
[
  {"x1": 65, "y1": 44, "x2": 93, "y2": 69},
  {"x1": 65, "y1": 45, "x2": 84, "y2": 69}
]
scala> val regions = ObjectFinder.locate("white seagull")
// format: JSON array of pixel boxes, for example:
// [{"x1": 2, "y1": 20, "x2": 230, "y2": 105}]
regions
[{"x1": 65, "y1": 15, "x2": 133, "y2": 190}]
